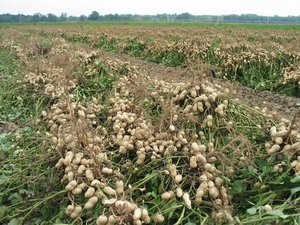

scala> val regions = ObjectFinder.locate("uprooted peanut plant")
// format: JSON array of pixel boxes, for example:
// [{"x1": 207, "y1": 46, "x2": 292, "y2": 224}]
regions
[{"x1": 0, "y1": 27, "x2": 300, "y2": 225}]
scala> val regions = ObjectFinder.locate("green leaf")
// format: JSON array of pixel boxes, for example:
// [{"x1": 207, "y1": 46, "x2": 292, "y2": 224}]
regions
[
  {"x1": 0, "y1": 206, "x2": 9, "y2": 219},
  {"x1": 231, "y1": 181, "x2": 247, "y2": 195},
  {"x1": 267, "y1": 209, "x2": 289, "y2": 219},
  {"x1": 291, "y1": 187, "x2": 300, "y2": 195},
  {"x1": 168, "y1": 210, "x2": 174, "y2": 220},
  {"x1": 54, "y1": 217, "x2": 67, "y2": 224},
  {"x1": 8, "y1": 193, "x2": 23, "y2": 204},
  {"x1": 290, "y1": 176, "x2": 300, "y2": 183},
  {"x1": 247, "y1": 207, "x2": 257, "y2": 215},
  {"x1": 247, "y1": 166, "x2": 257, "y2": 175},
  {"x1": 145, "y1": 191, "x2": 157, "y2": 198},
  {"x1": 8, "y1": 218, "x2": 19, "y2": 225},
  {"x1": 0, "y1": 174, "x2": 9, "y2": 184}
]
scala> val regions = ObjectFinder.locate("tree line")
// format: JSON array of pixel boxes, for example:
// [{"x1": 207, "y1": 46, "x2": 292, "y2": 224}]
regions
[{"x1": 0, "y1": 11, "x2": 300, "y2": 23}]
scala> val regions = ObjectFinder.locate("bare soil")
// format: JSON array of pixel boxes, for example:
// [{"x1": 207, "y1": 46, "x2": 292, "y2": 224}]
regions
[{"x1": 0, "y1": 121, "x2": 18, "y2": 134}]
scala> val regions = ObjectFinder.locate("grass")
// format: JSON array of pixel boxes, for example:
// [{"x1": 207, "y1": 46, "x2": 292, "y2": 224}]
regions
[{"x1": 0, "y1": 47, "x2": 19, "y2": 76}]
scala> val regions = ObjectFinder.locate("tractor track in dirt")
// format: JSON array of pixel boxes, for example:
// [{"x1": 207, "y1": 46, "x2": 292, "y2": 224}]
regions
[{"x1": 99, "y1": 50, "x2": 300, "y2": 129}]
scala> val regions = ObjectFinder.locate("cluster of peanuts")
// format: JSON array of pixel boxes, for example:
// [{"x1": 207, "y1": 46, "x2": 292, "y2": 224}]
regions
[
  {"x1": 291, "y1": 156, "x2": 300, "y2": 175},
  {"x1": 171, "y1": 83, "x2": 229, "y2": 123},
  {"x1": 11, "y1": 39, "x2": 297, "y2": 224},
  {"x1": 2, "y1": 38, "x2": 78, "y2": 99},
  {"x1": 39, "y1": 54, "x2": 164, "y2": 224},
  {"x1": 81, "y1": 51, "x2": 138, "y2": 79},
  {"x1": 50, "y1": 38, "x2": 70, "y2": 54},
  {"x1": 100, "y1": 55, "x2": 234, "y2": 222},
  {"x1": 63, "y1": 30, "x2": 300, "y2": 85},
  {"x1": 283, "y1": 65, "x2": 300, "y2": 85},
  {"x1": 265, "y1": 118, "x2": 300, "y2": 174},
  {"x1": 23, "y1": 67, "x2": 77, "y2": 98}
]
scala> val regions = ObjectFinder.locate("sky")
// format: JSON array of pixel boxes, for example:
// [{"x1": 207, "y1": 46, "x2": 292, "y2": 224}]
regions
[{"x1": 0, "y1": 0, "x2": 299, "y2": 17}]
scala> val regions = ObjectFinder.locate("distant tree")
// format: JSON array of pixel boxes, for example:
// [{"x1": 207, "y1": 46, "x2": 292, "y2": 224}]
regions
[
  {"x1": 142, "y1": 15, "x2": 153, "y2": 21},
  {"x1": 88, "y1": 11, "x2": 100, "y2": 21},
  {"x1": 47, "y1": 13, "x2": 58, "y2": 22},
  {"x1": 223, "y1": 14, "x2": 239, "y2": 22},
  {"x1": 105, "y1": 14, "x2": 114, "y2": 21},
  {"x1": 0, "y1": 13, "x2": 19, "y2": 22},
  {"x1": 32, "y1": 13, "x2": 42, "y2": 22},
  {"x1": 156, "y1": 14, "x2": 169, "y2": 21},
  {"x1": 176, "y1": 13, "x2": 194, "y2": 21},
  {"x1": 40, "y1": 14, "x2": 48, "y2": 22},
  {"x1": 79, "y1": 14, "x2": 87, "y2": 22},
  {"x1": 60, "y1": 12, "x2": 68, "y2": 21},
  {"x1": 1, "y1": 12, "x2": 300, "y2": 24},
  {"x1": 68, "y1": 16, "x2": 78, "y2": 21}
]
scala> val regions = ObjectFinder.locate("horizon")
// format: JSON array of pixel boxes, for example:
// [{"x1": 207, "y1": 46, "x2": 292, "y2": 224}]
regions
[
  {"x1": 1, "y1": 12, "x2": 300, "y2": 18},
  {"x1": 0, "y1": 0, "x2": 299, "y2": 17}
]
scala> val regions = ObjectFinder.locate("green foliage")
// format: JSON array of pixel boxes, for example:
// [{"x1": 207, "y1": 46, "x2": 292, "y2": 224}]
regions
[
  {"x1": 161, "y1": 50, "x2": 187, "y2": 67},
  {"x1": 95, "y1": 35, "x2": 119, "y2": 53},
  {"x1": 60, "y1": 28, "x2": 300, "y2": 97},
  {"x1": 0, "y1": 47, "x2": 66, "y2": 224},
  {"x1": 145, "y1": 46, "x2": 187, "y2": 67},
  {"x1": 143, "y1": 98, "x2": 163, "y2": 117},
  {"x1": 215, "y1": 49, "x2": 299, "y2": 96},
  {"x1": 0, "y1": 127, "x2": 66, "y2": 224},
  {"x1": 0, "y1": 47, "x2": 19, "y2": 75},
  {"x1": 2, "y1": 15, "x2": 300, "y2": 30},
  {"x1": 0, "y1": 48, "x2": 49, "y2": 122},
  {"x1": 74, "y1": 59, "x2": 120, "y2": 102},
  {"x1": 123, "y1": 37, "x2": 147, "y2": 57},
  {"x1": 63, "y1": 33, "x2": 91, "y2": 44}
]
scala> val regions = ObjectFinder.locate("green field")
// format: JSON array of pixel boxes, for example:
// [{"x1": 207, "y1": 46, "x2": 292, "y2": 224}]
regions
[{"x1": 1, "y1": 21, "x2": 300, "y2": 30}]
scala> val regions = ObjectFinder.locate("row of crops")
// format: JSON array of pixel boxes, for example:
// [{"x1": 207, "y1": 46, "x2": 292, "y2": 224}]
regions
[
  {"x1": 0, "y1": 28, "x2": 300, "y2": 224},
  {"x1": 47, "y1": 27, "x2": 300, "y2": 97}
]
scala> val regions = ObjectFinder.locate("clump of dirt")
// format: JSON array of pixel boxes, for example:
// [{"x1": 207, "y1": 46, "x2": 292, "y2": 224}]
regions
[{"x1": 0, "y1": 121, "x2": 18, "y2": 134}]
